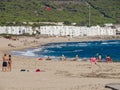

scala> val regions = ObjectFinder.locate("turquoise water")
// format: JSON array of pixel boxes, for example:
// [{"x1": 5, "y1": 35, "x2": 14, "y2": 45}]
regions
[{"x1": 12, "y1": 40, "x2": 120, "y2": 62}]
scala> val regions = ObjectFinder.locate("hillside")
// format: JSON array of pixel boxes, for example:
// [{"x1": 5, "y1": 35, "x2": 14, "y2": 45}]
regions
[{"x1": 0, "y1": 0, "x2": 119, "y2": 26}]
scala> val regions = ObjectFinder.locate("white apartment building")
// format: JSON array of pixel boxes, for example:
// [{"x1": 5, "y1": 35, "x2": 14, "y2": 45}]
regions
[{"x1": 0, "y1": 25, "x2": 117, "y2": 36}]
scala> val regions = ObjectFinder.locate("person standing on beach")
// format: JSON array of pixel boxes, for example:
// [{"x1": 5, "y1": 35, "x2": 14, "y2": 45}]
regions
[
  {"x1": 97, "y1": 54, "x2": 102, "y2": 62},
  {"x1": 61, "y1": 54, "x2": 66, "y2": 61},
  {"x1": 95, "y1": 53, "x2": 99, "y2": 61},
  {"x1": 8, "y1": 55, "x2": 12, "y2": 71},
  {"x1": 2, "y1": 53, "x2": 8, "y2": 72}
]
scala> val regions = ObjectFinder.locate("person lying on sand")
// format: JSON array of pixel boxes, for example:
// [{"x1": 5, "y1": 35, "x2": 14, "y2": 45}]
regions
[
  {"x1": 8, "y1": 43, "x2": 16, "y2": 47},
  {"x1": 46, "y1": 56, "x2": 51, "y2": 60}
]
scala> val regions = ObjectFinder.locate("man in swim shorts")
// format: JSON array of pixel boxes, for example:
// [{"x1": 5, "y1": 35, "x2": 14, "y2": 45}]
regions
[{"x1": 2, "y1": 53, "x2": 8, "y2": 72}]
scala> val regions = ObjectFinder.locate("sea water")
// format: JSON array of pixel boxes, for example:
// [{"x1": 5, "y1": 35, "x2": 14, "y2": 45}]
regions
[{"x1": 12, "y1": 40, "x2": 120, "y2": 62}]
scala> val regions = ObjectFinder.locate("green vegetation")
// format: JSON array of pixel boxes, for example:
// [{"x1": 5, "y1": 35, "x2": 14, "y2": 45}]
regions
[{"x1": 0, "y1": 0, "x2": 119, "y2": 26}]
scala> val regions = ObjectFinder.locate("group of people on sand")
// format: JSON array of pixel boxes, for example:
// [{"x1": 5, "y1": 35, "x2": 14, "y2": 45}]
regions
[
  {"x1": 90, "y1": 53, "x2": 112, "y2": 65},
  {"x1": 61, "y1": 53, "x2": 112, "y2": 63},
  {"x1": 45, "y1": 54, "x2": 79, "y2": 61},
  {"x1": 61, "y1": 54, "x2": 79, "y2": 61},
  {"x1": 96, "y1": 53, "x2": 112, "y2": 62},
  {"x1": 2, "y1": 53, "x2": 12, "y2": 72},
  {"x1": 1, "y1": 52, "x2": 113, "y2": 72}
]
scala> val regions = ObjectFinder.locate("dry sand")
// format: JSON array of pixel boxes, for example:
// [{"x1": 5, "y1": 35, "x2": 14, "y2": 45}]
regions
[{"x1": 0, "y1": 36, "x2": 120, "y2": 90}]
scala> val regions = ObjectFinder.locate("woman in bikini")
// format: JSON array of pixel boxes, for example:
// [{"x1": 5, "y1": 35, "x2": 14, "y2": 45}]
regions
[{"x1": 8, "y1": 55, "x2": 12, "y2": 71}]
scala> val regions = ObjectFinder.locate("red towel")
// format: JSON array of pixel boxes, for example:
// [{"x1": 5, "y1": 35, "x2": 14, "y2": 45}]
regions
[
  {"x1": 36, "y1": 69, "x2": 40, "y2": 72},
  {"x1": 38, "y1": 58, "x2": 43, "y2": 60}
]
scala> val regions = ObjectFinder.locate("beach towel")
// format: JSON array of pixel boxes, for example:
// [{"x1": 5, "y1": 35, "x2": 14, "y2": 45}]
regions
[
  {"x1": 38, "y1": 58, "x2": 43, "y2": 60},
  {"x1": 36, "y1": 69, "x2": 40, "y2": 72}
]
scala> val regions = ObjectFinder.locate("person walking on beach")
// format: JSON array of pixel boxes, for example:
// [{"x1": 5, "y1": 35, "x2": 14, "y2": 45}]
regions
[
  {"x1": 2, "y1": 53, "x2": 8, "y2": 72},
  {"x1": 8, "y1": 55, "x2": 12, "y2": 71}
]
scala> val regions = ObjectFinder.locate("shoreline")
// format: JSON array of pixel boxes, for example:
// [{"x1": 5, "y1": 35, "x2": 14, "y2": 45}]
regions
[
  {"x1": 0, "y1": 36, "x2": 119, "y2": 58},
  {"x1": 10, "y1": 37, "x2": 120, "y2": 62},
  {"x1": 0, "y1": 36, "x2": 119, "y2": 61},
  {"x1": 0, "y1": 36, "x2": 120, "y2": 90}
]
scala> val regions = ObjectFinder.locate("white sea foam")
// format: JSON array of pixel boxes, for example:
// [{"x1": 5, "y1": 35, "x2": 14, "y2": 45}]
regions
[
  {"x1": 67, "y1": 43, "x2": 88, "y2": 47},
  {"x1": 12, "y1": 51, "x2": 25, "y2": 54},
  {"x1": 78, "y1": 43, "x2": 89, "y2": 46},
  {"x1": 44, "y1": 50, "x2": 55, "y2": 53},
  {"x1": 108, "y1": 41, "x2": 120, "y2": 44},
  {"x1": 21, "y1": 51, "x2": 36, "y2": 56},
  {"x1": 101, "y1": 42, "x2": 108, "y2": 44},
  {"x1": 12, "y1": 50, "x2": 36, "y2": 57},
  {"x1": 32, "y1": 48, "x2": 42, "y2": 52},
  {"x1": 49, "y1": 45, "x2": 62, "y2": 48},
  {"x1": 74, "y1": 50, "x2": 83, "y2": 52},
  {"x1": 102, "y1": 41, "x2": 119, "y2": 45},
  {"x1": 56, "y1": 45, "x2": 62, "y2": 48}
]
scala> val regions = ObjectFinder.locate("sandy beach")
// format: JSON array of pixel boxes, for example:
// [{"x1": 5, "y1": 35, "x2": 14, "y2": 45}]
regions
[{"x1": 0, "y1": 36, "x2": 120, "y2": 90}]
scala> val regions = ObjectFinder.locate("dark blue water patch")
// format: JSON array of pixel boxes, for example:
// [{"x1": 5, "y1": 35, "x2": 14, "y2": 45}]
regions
[{"x1": 12, "y1": 40, "x2": 120, "y2": 62}]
